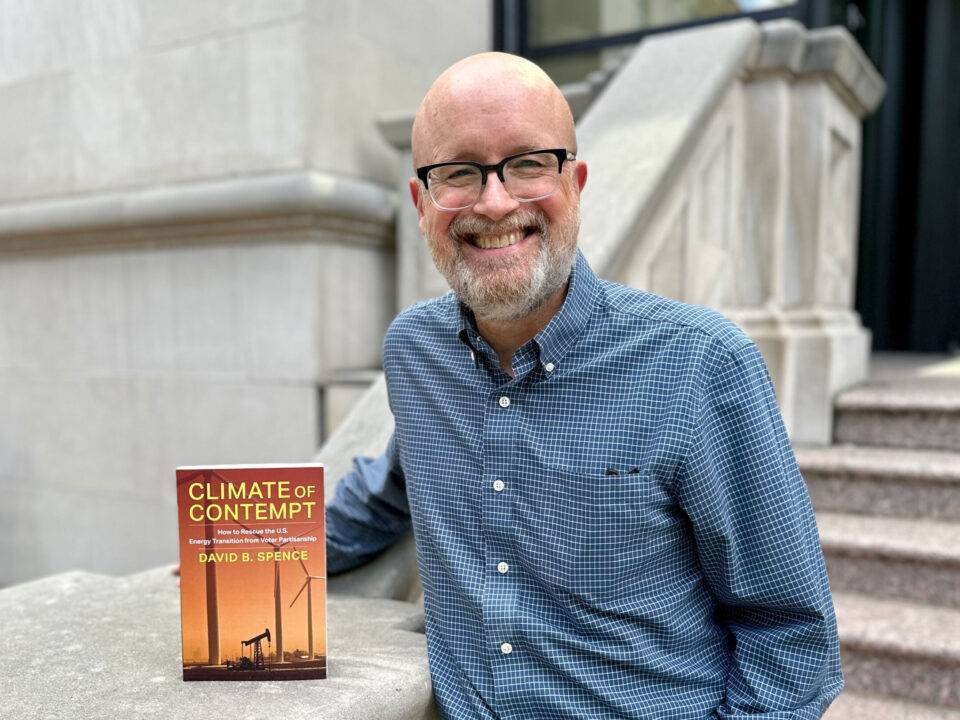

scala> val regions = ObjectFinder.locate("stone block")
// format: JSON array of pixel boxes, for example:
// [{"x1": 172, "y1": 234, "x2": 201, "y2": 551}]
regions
[
  {"x1": 0, "y1": 72, "x2": 74, "y2": 201},
  {"x1": 323, "y1": 374, "x2": 379, "y2": 439},
  {"x1": 138, "y1": 0, "x2": 306, "y2": 48},
  {"x1": 0, "y1": 0, "x2": 140, "y2": 84},
  {"x1": 0, "y1": 374, "x2": 318, "y2": 585},
  {"x1": 750, "y1": 19, "x2": 806, "y2": 73},
  {"x1": 319, "y1": 243, "x2": 396, "y2": 375},
  {"x1": 0, "y1": 567, "x2": 436, "y2": 719}
]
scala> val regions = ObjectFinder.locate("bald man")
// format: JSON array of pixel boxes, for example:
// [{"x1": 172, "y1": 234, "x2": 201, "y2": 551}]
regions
[{"x1": 326, "y1": 53, "x2": 842, "y2": 719}]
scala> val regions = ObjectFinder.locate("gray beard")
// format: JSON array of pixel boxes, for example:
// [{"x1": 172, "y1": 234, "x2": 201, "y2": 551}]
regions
[{"x1": 433, "y1": 207, "x2": 579, "y2": 323}]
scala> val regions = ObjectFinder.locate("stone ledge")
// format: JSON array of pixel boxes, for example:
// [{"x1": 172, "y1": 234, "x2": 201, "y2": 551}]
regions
[
  {"x1": 0, "y1": 566, "x2": 435, "y2": 720},
  {"x1": 0, "y1": 170, "x2": 397, "y2": 255},
  {"x1": 748, "y1": 19, "x2": 886, "y2": 116}
]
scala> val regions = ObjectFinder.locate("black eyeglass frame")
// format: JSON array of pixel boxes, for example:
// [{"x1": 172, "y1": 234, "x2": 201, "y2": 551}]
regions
[{"x1": 416, "y1": 148, "x2": 575, "y2": 208}]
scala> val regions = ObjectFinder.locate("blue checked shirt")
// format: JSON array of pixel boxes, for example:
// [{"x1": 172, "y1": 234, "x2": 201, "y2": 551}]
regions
[{"x1": 326, "y1": 251, "x2": 842, "y2": 719}]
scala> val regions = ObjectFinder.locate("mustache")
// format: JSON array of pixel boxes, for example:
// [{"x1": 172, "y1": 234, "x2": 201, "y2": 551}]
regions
[{"x1": 448, "y1": 209, "x2": 548, "y2": 242}]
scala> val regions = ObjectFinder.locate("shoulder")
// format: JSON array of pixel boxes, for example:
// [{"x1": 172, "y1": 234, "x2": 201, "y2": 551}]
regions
[
  {"x1": 595, "y1": 279, "x2": 754, "y2": 361},
  {"x1": 383, "y1": 293, "x2": 459, "y2": 357}
]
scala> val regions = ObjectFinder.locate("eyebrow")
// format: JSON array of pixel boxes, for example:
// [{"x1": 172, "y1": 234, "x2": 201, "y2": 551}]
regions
[{"x1": 435, "y1": 145, "x2": 548, "y2": 164}]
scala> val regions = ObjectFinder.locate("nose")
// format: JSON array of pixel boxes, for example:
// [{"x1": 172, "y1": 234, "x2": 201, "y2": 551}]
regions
[{"x1": 471, "y1": 170, "x2": 520, "y2": 221}]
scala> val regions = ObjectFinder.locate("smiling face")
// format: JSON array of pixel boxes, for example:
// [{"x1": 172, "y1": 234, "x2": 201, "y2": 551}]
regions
[{"x1": 410, "y1": 53, "x2": 587, "y2": 322}]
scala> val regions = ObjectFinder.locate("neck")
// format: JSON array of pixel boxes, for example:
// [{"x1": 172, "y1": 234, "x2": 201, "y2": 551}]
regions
[{"x1": 474, "y1": 282, "x2": 569, "y2": 378}]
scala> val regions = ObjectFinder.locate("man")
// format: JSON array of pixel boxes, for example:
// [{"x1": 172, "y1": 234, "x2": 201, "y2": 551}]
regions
[{"x1": 326, "y1": 53, "x2": 842, "y2": 719}]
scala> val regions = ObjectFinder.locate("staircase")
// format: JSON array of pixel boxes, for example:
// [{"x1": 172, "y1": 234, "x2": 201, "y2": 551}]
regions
[{"x1": 797, "y1": 355, "x2": 960, "y2": 718}]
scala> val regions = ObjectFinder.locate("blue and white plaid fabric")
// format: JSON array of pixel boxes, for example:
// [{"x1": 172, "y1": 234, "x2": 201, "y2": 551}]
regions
[{"x1": 326, "y1": 251, "x2": 842, "y2": 719}]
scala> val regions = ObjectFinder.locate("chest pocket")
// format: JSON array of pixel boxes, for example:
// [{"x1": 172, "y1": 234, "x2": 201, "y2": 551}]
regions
[{"x1": 511, "y1": 466, "x2": 661, "y2": 601}]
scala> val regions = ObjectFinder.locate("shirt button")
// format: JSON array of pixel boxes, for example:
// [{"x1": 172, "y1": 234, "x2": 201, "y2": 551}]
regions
[
  {"x1": 493, "y1": 479, "x2": 505, "y2": 492},
  {"x1": 498, "y1": 396, "x2": 510, "y2": 408},
  {"x1": 544, "y1": 362, "x2": 555, "y2": 372},
  {"x1": 497, "y1": 561, "x2": 509, "y2": 574},
  {"x1": 500, "y1": 642, "x2": 513, "y2": 655}
]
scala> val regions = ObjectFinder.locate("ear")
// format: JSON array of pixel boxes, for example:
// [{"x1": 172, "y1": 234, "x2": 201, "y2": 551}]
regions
[
  {"x1": 409, "y1": 178, "x2": 426, "y2": 222},
  {"x1": 574, "y1": 160, "x2": 587, "y2": 194}
]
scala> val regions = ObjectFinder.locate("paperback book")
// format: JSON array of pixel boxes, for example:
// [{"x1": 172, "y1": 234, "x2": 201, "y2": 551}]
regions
[{"x1": 176, "y1": 464, "x2": 326, "y2": 681}]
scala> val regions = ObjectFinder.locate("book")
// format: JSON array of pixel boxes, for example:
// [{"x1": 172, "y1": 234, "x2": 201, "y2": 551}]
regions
[{"x1": 176, "y1": 464, "x2": 326, "y2": 681}]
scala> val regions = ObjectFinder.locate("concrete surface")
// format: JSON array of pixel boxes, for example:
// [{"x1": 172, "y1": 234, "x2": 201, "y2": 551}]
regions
[{"x1": 0, "y1": 566, "x2": 436, "y2": 720}]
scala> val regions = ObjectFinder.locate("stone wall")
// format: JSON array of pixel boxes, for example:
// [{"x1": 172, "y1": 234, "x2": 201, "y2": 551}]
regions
[
  {"x1": 0, "y1": 0, "x2": 491, "y2": 201},
  {"x1": 0, "y1": 1, "x2": 491, "y2": 587}
]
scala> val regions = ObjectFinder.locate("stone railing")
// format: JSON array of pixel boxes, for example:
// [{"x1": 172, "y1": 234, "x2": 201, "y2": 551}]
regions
[{"x1": 579, "y1": 19, "x2": 884, "y2": 444}]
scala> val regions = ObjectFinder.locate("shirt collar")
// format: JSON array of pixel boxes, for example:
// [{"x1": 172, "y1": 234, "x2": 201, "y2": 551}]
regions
[
  {"x1": 455, "y1": 249, "x2": 598, "y2": 371},
  {"x1": 531, "y1": 250, "x2": 597, "y2": 369}
]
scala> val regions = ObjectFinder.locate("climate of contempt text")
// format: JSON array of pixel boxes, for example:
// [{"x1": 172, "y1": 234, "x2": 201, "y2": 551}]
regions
[{"x1": 187, "y1": 480, "x2": 318, "y2": 522}]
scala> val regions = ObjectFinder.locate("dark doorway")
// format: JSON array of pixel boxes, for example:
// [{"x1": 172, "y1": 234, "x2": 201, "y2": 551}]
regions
[{"x1": 856, "y1": 0, "x2": 960, "y2": 352}]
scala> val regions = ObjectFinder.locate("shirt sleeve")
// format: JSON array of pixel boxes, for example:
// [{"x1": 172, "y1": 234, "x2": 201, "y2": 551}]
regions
[
  {"x1": 678, "y1": 342, "x2": 843, "y2": 719},
  {"x1": 325, "y1": 433, "x2": 412, "y2": 574}
]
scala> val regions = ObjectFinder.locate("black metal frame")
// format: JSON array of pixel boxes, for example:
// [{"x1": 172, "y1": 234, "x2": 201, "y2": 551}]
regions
[{"x1": 495, "y1": 0, "x2": 816, "y2": 57}]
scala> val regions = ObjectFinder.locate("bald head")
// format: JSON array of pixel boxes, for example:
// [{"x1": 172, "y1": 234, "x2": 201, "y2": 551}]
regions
[{"x1": 411, "y1": 53, "x2": 576, "y2": 169}]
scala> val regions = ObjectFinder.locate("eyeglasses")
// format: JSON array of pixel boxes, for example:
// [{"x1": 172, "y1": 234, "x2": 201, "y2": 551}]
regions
[{"x1": 416, "y1": 148, "x2": 575, "y2": 211}]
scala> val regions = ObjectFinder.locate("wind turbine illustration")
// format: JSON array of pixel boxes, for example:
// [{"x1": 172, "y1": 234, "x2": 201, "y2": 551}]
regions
[
  {"x1": 177, "y1": 468, "x2": 222, "y2": 666},
  {"x1": 234, "y1": 520, "x2": 322, "y2": 664},
  {"x1": 288, "y1": 549, "x2": 326, "y2": 661}
]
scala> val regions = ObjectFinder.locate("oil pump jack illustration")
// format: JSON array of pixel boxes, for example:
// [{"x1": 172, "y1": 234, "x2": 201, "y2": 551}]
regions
[{"x1": 237, "y1": 628, "x2": 271, "y2": 671}]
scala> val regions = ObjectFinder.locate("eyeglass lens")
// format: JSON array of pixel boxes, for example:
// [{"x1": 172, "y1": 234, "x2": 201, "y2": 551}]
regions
[{"x1": 427, "y1": 152, "x2": 561, "y2": 210}]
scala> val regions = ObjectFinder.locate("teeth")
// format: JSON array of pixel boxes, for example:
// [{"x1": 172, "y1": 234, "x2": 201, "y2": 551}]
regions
[{"x1": 473, "y1": 230, "x2": 524, "y2": 250}]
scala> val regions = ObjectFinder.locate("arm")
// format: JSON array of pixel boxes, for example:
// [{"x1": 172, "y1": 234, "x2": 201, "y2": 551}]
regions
[
  {"x1": 678, "y1": 342, "x2": 843, "y2": 719},
  {"x1": 325, "y1": 433, "x2": 411, "y2": 574}
]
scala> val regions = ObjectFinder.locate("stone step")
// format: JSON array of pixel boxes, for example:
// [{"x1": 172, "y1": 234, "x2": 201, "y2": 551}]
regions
[
  {"x1": 834, "y1": 592, "x2": 960, "y2": 708},
  {"x1": 797, "y1": 444, "x2": 960, "y2": 521},
  {"x1": 824, "y1": 691, "x2": 960, "y2": 720},
  {"x1": 834, "y1": 380, "x2": 960, "y2": 452},
  {"x1": 817, "y1": 512, "x2": 960, "y2": 608}
]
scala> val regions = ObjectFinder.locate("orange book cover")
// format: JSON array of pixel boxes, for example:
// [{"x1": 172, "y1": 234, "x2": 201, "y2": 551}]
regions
[{"x1": 176, "y1": 464, "x2": 326, "y2": 681}]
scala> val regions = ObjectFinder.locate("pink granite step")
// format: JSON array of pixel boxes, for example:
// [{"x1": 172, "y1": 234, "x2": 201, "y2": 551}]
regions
[
  {"x1": 817, "y1": 511, "x2": 960, "y2": 608},
  {"x1": 834, "y1": 592, "x2": 960, "y2": 708},
  {"x1": 796, "y1": 444, "x2": 960, "y2": 520},
  {"x1": 824, "y1": 691, "x2": 960, "y2": 720},
  {"x1": 834, "y1": 380, "x2": 960, "y2": 452}
]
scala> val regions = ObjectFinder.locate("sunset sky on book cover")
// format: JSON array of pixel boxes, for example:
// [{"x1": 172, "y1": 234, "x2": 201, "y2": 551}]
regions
[{"x1": 176, "y1": 464, "x2": 326, "y2": 681}]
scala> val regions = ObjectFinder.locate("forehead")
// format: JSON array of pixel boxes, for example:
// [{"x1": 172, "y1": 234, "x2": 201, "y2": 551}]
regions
[{"x1": 421, "y1": 72, "x2": 568, "y2": 163}]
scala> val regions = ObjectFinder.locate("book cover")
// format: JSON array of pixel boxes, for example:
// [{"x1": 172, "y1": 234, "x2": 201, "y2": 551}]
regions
[{"x1": 176, "y1": 464, "x2": 326, "y2": 681}]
